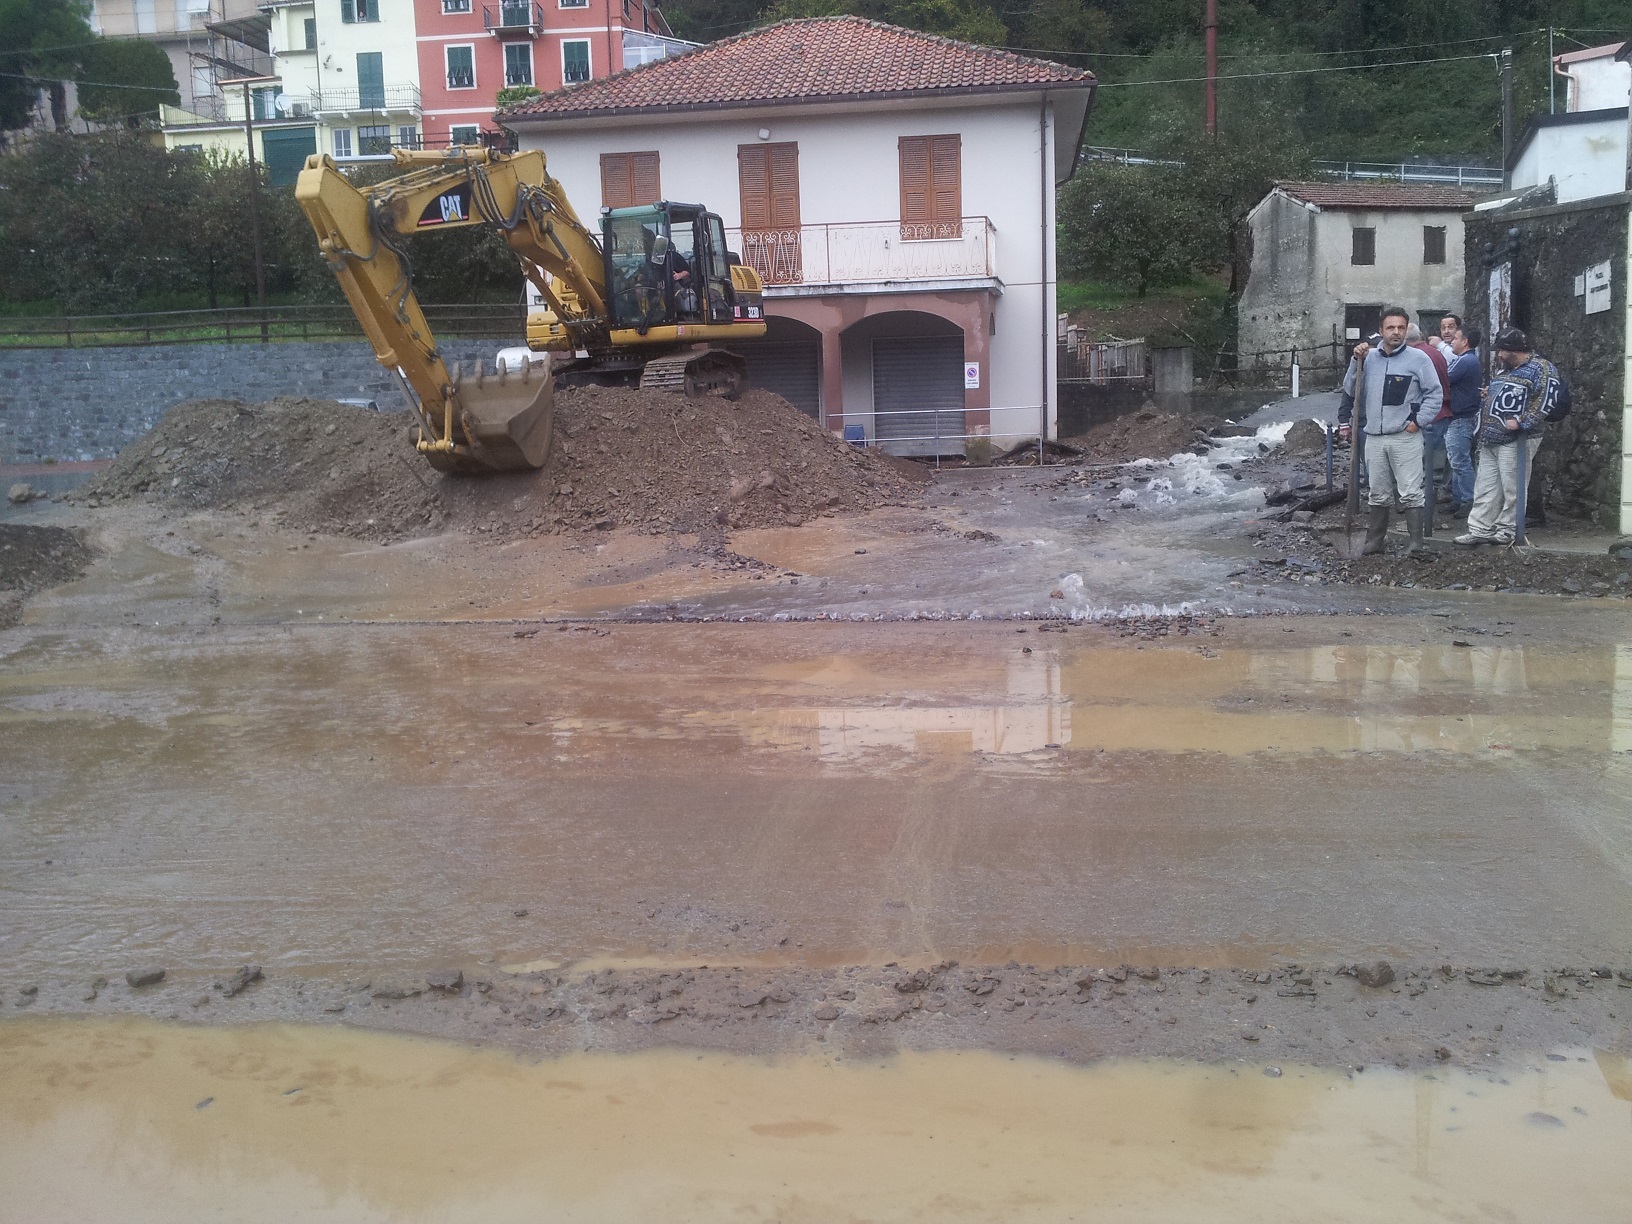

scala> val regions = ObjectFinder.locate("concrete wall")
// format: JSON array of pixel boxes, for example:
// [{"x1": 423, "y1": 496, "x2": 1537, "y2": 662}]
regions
[
  {"x1": 513, "y1": 97, "x2": 1060, "y2": 439},
  {"x1": 1510, "y1": 112, "x2": 1629, "y2": 205},
  {"x1": 1465, "y1": 194, "x2": 1630, "y2": 530},
  {"x1": 0, "y1": 339, "x2": 508, "y2": 463},
  {"x1": 1239, "y1": 191, "x2": 1466, "y2": 362}
]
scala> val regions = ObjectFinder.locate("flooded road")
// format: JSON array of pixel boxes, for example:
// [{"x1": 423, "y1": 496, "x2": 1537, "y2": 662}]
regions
[
  {"x1": 3, "y1": 1016, "x2": 1631, "y2": 1224},
  {"x1": 3, "y1": 616, "x2": 1630, "y2": 1000}
]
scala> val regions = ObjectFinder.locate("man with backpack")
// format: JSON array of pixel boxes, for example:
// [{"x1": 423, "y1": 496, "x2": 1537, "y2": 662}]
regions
[{"x1": 1454, "y1": 327, "x2": 1570, "y2": 546}]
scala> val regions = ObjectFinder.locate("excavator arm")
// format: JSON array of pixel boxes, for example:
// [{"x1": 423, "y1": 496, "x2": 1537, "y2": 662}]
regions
[{"x1": 295, "y1": 147, "x2": 601, "y2": 473}]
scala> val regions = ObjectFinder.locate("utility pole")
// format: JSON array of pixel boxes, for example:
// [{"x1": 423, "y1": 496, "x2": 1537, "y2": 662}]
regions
[
  {"x1": 1500, "y1": 48, "x2": 1514, "y2": 190},
  {"x1": 238, "y1": 79, "x2": 270, "y2": 341},
  {"x1": 1204, "y1": 0, "x2": 1218, "y2": 135},
  {"x1": 1547, "y1": 27, "x2": 1554, "y2": 114}
]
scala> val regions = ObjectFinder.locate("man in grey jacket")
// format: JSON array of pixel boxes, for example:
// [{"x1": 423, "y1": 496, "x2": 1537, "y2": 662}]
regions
[{"x1": 1342, "y1": 305, "x2": 1444, "y2": 555}]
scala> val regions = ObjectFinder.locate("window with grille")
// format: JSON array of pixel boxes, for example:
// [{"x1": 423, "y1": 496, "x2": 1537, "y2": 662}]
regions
[
  {"x1": 449, "y1": 124, "x2": 480, "y2": 146},
  {"x1": 1423, "y1": 225, "x2": 1446, "y2": 265},
  {"x1": 562, "y1": 39, "x2": 590, "y2": 83},
  {"x1": 898, "y1": 134, "x2": 961, "y2": 239},
  {"x1": 332, "y1": 128, "x2": 352, "y2": 158},
  {"x1": 1351, "y1": 227, "x2": 1376, "y2": 266},
  {"x1": 358, "y1": 124, "x2": 391, "y2": 155},
  {"x1": 504, "y1": 43, "x2": 533, "y2": 86},
  {"x1": 446, "y1": 45, "x2": 475, "y2": 88},
  {"x1": 600, "y1": 151, "x2": 660, "y2": 208}
]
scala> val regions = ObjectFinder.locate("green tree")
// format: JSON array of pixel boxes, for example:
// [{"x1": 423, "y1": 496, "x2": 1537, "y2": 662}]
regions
[
  {"x1": 1058, "y1": 162, "x2": 1211, "y2": 296},
  {"x1": 0, "y1": 0, "x2": 96, "y2": 139},
  {"x1": 494, "y1": 84, "x2": 541, "y2": 108},
  {"x1": 75, "y1": 38, "x2": 179, "y2": 126}
]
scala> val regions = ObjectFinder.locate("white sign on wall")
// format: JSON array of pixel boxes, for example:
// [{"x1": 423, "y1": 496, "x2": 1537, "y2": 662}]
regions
[
  {"x1": 1584, "y1": 260, "x2": 1612, "y2": 316},
  {"x1": 964, "y1": 362, "x2": 981, "y2": 389}
]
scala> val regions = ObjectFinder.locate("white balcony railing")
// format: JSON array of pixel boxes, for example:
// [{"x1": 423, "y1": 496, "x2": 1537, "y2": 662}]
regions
[
  {"x1": 310, "y1": 84, "x2": 422, "y2": 115},
  {"x1": 725, "y1": 217, "x2": 996, "y2": 288}
]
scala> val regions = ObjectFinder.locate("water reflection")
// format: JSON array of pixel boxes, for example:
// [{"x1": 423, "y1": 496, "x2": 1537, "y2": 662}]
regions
[
  {"x1": 738, "y1": 643, "x2": 1622, "y2": 761},
  {"x1": 2, "y1": 1017, "x2": 1630, "y2": 1224}
]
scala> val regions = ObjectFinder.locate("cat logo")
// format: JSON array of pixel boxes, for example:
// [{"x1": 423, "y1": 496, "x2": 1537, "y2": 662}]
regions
[{"x1": 417, "y1": 186, "x2": 472, "y2": 227}]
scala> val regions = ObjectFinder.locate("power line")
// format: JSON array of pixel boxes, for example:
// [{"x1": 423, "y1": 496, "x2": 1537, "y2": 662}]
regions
[
  {"x1": 0, "y1": 70, "x2": 179, "y2": 92},
  {"x1": 1002, "y1": 30, "x2": 1535, "y2": 61},
  {"x1": 0, "y1": 39, "x2": 108, "y2": 59},
  {"x1": 1094, "y1": 51, "x2": 1499, "y2": 89}
]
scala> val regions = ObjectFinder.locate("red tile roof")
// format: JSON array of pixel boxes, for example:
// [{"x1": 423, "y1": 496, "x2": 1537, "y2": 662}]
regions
[
  {"x1": 503, "y1": 16, "x2": 1092, "y2": 121},
  {"x1": 1275, "y1": 181, "x2": 1478, "y2": 210}
]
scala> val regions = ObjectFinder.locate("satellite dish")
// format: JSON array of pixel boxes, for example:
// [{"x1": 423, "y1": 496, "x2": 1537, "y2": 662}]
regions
[{"x1": 274, "y1": 92, "x2": 290, "y2": 114}]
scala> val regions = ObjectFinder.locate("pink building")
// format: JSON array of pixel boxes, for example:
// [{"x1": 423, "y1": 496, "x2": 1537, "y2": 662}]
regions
[{"x1": 413, "y1": 0, "x2": 688, "y2": 149}]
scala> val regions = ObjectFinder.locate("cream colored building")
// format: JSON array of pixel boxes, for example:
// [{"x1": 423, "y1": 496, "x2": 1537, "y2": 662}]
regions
[
  {"x1": 1238, "y1": 181, "x2": 1476, "y2": 365},
  {"x1": 161, "y1": 0, "x2": 423, "y2": 184}
]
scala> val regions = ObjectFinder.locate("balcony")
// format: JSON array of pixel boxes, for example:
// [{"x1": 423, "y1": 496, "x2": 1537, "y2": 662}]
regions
[
  {"x1": 483, "y1": 2, "x2": 542, "y2": 36},
  {"x1": 310, "y1": 84, "x2": 422, "y2": 116},
  {"x1": 725, "y1": 218, "x2": 997, "y2": 291}
]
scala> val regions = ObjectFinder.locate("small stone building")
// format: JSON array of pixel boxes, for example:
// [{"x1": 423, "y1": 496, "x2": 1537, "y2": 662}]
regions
[{"x1": 1238, "y1": 182, "x2": 1475, "y2": 367}]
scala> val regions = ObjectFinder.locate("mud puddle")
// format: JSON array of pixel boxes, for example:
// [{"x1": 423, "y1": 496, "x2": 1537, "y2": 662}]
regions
[{"x1": 3, "y1": 1016, "x2": 1630, "y2": 1223}]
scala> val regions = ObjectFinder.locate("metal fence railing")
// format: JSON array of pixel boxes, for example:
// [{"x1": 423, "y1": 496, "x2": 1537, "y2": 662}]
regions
[
  {"x1": 0, "y1": 304, "x2": 528, "y2": 349},
  {"x1": 1057, "y1": 334, "x2": 1149, "y2": 387}
]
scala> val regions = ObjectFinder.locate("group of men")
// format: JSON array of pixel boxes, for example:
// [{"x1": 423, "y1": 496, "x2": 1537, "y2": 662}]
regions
[{"x1": 1338, "y1": 306, "x2": 1569, "y2": 555}]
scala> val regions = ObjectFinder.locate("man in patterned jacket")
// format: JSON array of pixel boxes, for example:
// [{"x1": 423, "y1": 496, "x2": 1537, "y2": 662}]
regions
[{"x1": 1454, "y1": 327, "x2": 1569, "y2": 546}]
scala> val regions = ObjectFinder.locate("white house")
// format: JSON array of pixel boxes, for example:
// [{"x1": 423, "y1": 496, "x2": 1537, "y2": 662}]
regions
[
  {"x1": 1237, "y1": 181, "x2": 1475, "y2": 364},
  {"x1": 502, "y1": 17, "x2": 1095, "y2": 455},
  {"x1": 1508, "y1": 41, "x2": 1630, "y2": 206}
]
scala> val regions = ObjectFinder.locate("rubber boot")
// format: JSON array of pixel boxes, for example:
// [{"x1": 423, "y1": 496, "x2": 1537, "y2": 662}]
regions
[
  {"x1": 1404, "y1": 507, "x2": 1430, "y2": 558},
  {"x1": 1361, "y1": 505, "x2": 1391, "y2": 556}
]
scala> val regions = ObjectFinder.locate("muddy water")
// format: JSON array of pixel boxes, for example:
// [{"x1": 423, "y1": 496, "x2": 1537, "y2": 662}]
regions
[
  {"x1": 2, "y1": 1017, "x2": 1629, "y2": 1223},
  {"x1": 3, "y1": 621, "x2": 1631, "y2": 977}
]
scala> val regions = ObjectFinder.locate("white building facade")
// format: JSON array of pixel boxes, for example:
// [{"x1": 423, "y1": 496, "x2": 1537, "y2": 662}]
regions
[{"x1": 504, "y1": 17, "x2": 1094, "y2": 455}]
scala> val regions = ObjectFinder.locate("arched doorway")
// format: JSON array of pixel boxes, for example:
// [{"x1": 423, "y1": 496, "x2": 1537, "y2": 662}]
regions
[
  {"x1": 732, "y1": 317, "x2": 823, "y2": 418},
  {"x1": 842, "y1": 310, "x2": 966, "y2": 456}
]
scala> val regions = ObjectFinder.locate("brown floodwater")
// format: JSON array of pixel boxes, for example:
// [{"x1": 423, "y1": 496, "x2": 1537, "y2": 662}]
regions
[
  {"x1": 2, "y1": 621, "x2": 1630, "y2": 978},
  {"x1": 1, "y1": 1016, "x2": 1629, "y2": 1223}
]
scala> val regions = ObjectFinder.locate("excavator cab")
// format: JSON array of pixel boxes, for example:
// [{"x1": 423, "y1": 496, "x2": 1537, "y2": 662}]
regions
[{"x1": 601, "y1": 204, "x2": 757, "y2": 334}]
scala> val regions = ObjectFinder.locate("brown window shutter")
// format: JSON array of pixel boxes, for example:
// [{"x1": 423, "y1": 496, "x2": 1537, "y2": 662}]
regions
[
  {"x1": 900, "y1": 135, "x2": 961, "y2": 238},
  {"x1": 601, "y1": 151, "x2": 660, "y2": 209},
  {"x1": 738, "y1": 144, "x2": 770, "y2": 230},
  {"x1": 767, "y1": 142, "x2": 799, "y2": 230},
  {"x1": 630, "y1": 151, "x2": 660, "y2": 205},
  {"x1": 899, "y1": 136, "x2": 929, "y2": 227}
]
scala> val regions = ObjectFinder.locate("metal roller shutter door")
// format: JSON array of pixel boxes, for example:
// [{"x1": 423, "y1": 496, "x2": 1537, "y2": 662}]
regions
[
  {"x1": 742, "y1": 342, "x2": 820, "y2": 417},
  {"x1": 872, "y1": 336, "x2": 964, "y2": 455}
]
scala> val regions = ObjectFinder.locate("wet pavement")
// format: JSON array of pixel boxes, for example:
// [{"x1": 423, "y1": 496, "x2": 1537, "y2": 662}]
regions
[
  {"x1": 4, "y1": 1017, "x2": 1632, "y2": 1224},
  {"x1": 5, "y1": 396, "x2": 1632, "y2": 1218}
]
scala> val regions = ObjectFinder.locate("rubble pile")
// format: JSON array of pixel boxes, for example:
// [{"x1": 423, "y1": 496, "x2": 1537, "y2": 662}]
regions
[
  {"x1": 74, "y1": 386, "x2": 928, "y2": 542},
  {"x1": 1059, "y1": 408, "x2": 1232, "y2": 464},
  {"x1": 0, "y1": 524, "x2": 95, "y2": 629}
]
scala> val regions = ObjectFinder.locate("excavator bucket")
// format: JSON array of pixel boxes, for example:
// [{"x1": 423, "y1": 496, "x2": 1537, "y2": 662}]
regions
[{"x1": 425, "y1": 358, "x2": 555, "y2": 474}]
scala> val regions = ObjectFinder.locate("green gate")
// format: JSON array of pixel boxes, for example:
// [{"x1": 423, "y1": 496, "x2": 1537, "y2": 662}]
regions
[{"x1": 262, "y1": 126, "x2": 317, "y2": 188}]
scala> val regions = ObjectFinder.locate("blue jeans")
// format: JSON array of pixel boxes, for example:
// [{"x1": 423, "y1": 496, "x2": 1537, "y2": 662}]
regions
[{"x1": 1443, "y1": 415, "x2": 1478, "y2": 505}]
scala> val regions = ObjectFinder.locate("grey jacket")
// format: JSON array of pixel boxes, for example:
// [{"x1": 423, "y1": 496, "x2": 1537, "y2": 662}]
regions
[{"x1": 1342, "y1": 342, "x2": 1444, "y2": 435}]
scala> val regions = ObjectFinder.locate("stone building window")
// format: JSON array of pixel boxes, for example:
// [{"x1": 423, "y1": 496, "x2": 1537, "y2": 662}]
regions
[
  {"x1": 1423, "y1": 226, "x2": 1446, "y2": 265},
  {"x1": 1351, "y1": 227, "x2": 1376, "y2": 266}
]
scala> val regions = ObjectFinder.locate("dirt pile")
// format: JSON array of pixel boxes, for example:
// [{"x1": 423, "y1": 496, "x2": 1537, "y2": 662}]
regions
[
  {"x1": 74, "y1": 387, "x2": 928, "y2": 542},
  {"x1": 0, "y1": 524, "x2": 95, "y2": 628},
  {"x1": 1280, "y1": 419, "x2": 1330, "y2": 457},
  {"x1": 1060, "y1": 408, "x2": 1227, "y2": 465}
]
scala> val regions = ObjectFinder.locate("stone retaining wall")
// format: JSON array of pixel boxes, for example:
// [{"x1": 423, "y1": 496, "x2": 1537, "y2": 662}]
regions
[
  {"x1": 0, "y1": 339, "x2": 506, "y2": 463},
  {"x1": 1465, "y1": 195, "x2": 1628, "y2": 527}
]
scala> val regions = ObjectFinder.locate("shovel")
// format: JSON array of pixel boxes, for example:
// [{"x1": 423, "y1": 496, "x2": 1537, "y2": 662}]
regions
[{"x1": 1327, "y1": 356, "x2": 1371, "y2": 559}]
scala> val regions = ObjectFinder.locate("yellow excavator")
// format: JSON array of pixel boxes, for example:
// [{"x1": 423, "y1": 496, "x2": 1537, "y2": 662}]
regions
[{"x1": 295, "y1": 146, "x2": 768, "y2": 473}]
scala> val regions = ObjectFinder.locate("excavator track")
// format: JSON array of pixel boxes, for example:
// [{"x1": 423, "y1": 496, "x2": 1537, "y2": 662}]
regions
[{"x1": 639, "y1": 349, "x2": 746, "y2": 399}]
